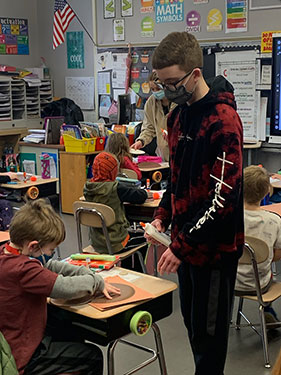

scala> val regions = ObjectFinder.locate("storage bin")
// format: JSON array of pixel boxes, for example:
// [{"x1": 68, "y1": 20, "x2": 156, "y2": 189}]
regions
[
  {"x1": 63, "y1": 134, "x2": 89, "y2": 153},
  {"x1": 95, "y1": 137, "x2": 105, "y2": 151},
  {"x1": 88, "y1": 138, "x2": 96, "y2": 152}
]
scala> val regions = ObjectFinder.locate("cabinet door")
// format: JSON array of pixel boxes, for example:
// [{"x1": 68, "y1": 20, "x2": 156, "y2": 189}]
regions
[{"x1": 60, "y1": 153, "x2": 87, "y2": 214}]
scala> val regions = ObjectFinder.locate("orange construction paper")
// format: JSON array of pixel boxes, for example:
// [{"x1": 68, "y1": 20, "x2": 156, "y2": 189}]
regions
[{"x1": 90, "y1": 275, "x2": 154, "y2": 311}]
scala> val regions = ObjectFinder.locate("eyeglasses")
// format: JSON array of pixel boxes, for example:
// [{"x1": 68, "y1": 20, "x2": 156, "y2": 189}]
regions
[{"x1": 155, "y1": 70, "x2": 193, "y2": 92}]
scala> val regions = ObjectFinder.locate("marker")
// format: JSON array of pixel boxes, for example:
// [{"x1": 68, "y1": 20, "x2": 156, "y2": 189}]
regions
[{"x1": 146, "y1": 178, "x2": 150, "y2": 190}]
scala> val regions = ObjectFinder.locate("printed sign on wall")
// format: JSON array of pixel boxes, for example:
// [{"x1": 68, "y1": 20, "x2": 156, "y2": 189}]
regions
[
  {"x1": 140, "y1": 0, "x2": 154, "y2": 13},
  {"x1": 186, "y1": 10, "x2": 201, "y2": 32},
  {"x1": 0, "y1": 17, "x2": 29, "y2": 55},
  {"x1": 67, "y1": 31, "x2": 84, "y2": 69},
  {"x1": 121, "y1": 0, "x2": 133, "y2": 17},
  {"x1": 155, "y1": 0, "x2": 184, "y2": 23},
  {"x1": 207, "y1": 8, "x2": 222, "y2": 32},
  {"x1": 104, "y1": 0, "x2": 116, "y2": 19},
  {"x1": 141, "y1": 16, "x2": 154, "y2": 37}
]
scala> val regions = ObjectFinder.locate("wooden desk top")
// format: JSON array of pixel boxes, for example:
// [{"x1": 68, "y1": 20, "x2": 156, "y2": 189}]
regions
[
  {"x1": 0, "y1": 231, "x2": 9, "y2": 243},
  {"x1": 261, "y1": 203, "x2": 281, "y2": 217},
  {"x1": 51, "y1": 267, "x2": 177, "y2": 320},
  {"x1": 1, "y1": 177, "x2": 58, "y2": 189},
  {"x1": 19, "y1": 142, "x2": 65, "y2": 150},
  {"x1": 243, "y1": 141, "x2": 262, "y2": 149},
  {"x1": 138, "y1": 162, "x2": 169, "y2": 172},
  {"x1": 124, "y1": 198, "x2": 161, "y2": 208}
]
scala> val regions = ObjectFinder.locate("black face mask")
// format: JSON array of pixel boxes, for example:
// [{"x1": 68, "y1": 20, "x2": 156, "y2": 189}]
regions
[{"x1": 164, "y1": 85, "x2": 194, "y2": 105}]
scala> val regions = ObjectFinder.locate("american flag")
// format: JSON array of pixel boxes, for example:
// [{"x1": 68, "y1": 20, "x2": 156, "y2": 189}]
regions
[{"x1": 53, "y1": 0, "x2": 75, "y2": 49}]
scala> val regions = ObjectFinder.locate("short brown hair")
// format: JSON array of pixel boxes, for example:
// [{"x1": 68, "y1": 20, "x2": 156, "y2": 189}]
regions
[
  {"x1": 105, "y1": 132, "x2": 132, "y2": 164},
  {"x1": 152, "y1": 32, "x2": 203, "y2": 71},
  {"x1": 9, "y1": 199, "x2": 65, "y2": 247},
  {"x1": 243, "y1": 165, "x2": 270, "y2": 204},
  {"x1": 148, "y1": 71, "x2": 158, "y2": 82}
]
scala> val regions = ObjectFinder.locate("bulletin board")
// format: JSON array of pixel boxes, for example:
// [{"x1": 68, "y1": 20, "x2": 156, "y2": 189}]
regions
[{"x1": 96, "y1": 0, "x2": 281, "y2": 46}]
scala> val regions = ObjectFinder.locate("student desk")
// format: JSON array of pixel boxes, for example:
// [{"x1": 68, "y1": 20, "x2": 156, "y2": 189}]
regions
[
  {"x1": 0, "y1": 177, "x2": 58, "y2": 202},
  {"x1": 48, "y1": 267, "x2": 177, "y2": 375},
  {"x1": 261, "y1": 203, "x2": 281, "y2": 216}
]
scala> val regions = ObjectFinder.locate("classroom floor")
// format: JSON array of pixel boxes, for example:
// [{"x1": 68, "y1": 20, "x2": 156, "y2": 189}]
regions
[{"x1": 59, "y1": 213, "x2": 281, "y2": 375}]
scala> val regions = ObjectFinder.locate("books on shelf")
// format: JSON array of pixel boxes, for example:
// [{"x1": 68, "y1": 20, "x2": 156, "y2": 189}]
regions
[{"x1": 61, "y1": 124, "x2": 82, "y2": 139}]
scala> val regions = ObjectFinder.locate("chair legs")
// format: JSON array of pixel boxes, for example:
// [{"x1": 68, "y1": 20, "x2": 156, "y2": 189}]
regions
[
  {"x1": 259, "y1": 305, "x2": 270, "y2": 368},
  {"x1": 136, "y1": 251, "x2": 147, "y2": 274},
  {"x1": 235, "y1": 297, "x2": 271, "y2": 368}
]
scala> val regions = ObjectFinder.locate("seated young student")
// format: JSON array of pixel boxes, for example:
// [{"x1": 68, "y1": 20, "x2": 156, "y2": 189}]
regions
[
  {"x1": 84, "y1": 151, "x2": 148, "y2": 270},
  {"x1": 235, "y1": 165, "x2": 281, "y2": 323},
  {"x1": 105, "y1": 132, "x2": 142, "y2": 180},
  {"x1": 0, "y1": 199, "x2": 120, "y2": 375}
]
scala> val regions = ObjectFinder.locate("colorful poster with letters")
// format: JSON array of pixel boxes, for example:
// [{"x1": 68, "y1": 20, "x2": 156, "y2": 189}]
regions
[
  {"x1": 186, "y1": 10, "x2": 201, "y2": 32},
  {"x1": 207, "y1": 8, "x2": 222, "y2": 32},
  {"x1": 67, "y1": 31, "x2": 84, "y2": 69},
  {"x1": 226, "y1": 0, "x2": 247, "y2": 34},
  {"x1": 155, "y1": 0, "x2": 184, "y2": 23},
  {"x1": 0, "y1": 17, "x2": 29, "y2": 55}
]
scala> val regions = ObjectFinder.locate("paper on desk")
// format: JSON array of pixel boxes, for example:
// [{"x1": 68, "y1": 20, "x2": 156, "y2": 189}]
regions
[{"x1": 98, "y1": 268, "x2": 141, "y2": 282}]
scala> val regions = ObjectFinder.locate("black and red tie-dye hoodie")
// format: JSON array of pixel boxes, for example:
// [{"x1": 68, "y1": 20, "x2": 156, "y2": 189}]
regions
[{"x1": 154, "y1": 75, "x2": 244, "y2": 266}]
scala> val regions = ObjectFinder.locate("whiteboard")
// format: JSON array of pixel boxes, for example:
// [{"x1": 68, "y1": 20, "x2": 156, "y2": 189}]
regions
[
  {"x1": 65, "y1": 77, "x2": 95, "y2": 110},
  {"x1": 250, "y1": 0, "x2": 281, "y2": 10}
]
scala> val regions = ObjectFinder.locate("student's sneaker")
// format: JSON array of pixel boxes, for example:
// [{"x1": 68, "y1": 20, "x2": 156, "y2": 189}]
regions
[{"x1": 264, "y1": 306, "x2": 281, "y2": 330}]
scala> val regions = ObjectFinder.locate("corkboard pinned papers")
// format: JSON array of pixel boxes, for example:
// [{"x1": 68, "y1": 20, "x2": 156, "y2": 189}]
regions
[{"x1": 90, "y1": 275, "x2": 154, "y2": 311}]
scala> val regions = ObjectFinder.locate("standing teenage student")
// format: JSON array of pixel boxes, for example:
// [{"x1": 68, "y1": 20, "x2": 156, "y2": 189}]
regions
[
  {"x1": 148, "y1": 32, "x2": 244, "y2": 375},
  {"x1": 0, "y1": 199, "x2": 120, "y2": 375},
  {"x1": 131, "y1": 71, "x2": 176, "y2": 162}
]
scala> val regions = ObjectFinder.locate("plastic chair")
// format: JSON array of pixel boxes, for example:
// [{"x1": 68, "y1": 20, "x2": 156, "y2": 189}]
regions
[
  {"x1": 234, "y1": 236, "x2": 281, "y2": 368},
  {"x1": 73, "y1": 201, "x2": 147, "y2": 273},
  {"x1": 119, "y1": 168, "x2": 138, "y2": 180}
]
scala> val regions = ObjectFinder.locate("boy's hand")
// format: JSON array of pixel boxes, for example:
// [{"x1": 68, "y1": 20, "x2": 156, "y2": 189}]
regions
[
  {"x1": 144, "y1": 219, "x2": 165, "y2": 244},
  {"x1": 102, "y1": 281, "x2": 121, "y2": 300},
  {"x1": 157, "y1": 248, "x2": 181, "y2": 275}
]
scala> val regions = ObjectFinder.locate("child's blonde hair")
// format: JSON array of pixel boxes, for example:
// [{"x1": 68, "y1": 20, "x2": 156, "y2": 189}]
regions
[
  {"x1": 105, "y1": 132, "x2": 132, "y2": 164},
  {"x1": 244, "y1": 165, "x2": 270, "y2": 205},
  {"x1": 9, "y1": 199, "x2": 65, "y2": 247}
]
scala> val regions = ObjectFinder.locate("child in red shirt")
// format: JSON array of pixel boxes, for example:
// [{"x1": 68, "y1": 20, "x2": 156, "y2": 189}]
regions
[
  {"x1": 0, "y1": 199, "x2": 120, "y2": 375},
  {"x1": 105, "y1": 132, "x2": 142, "y2": 179}
]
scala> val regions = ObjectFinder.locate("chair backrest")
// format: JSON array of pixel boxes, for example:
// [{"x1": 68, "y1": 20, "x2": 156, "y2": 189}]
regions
[
  {"x1": 120, "y1": 168, "x2": 138, "y2": 180},
  {"x1": 73, "y1": 201, "x2": 115, "y2": 228},
  {"x1": 239, "y1": 236, "x2": 269, "y2": 265}
]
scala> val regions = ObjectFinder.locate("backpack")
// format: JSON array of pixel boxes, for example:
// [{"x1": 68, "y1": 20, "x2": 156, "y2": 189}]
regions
[{"x1": 41, "y1": 98, "x2": 84, "y2": 125}]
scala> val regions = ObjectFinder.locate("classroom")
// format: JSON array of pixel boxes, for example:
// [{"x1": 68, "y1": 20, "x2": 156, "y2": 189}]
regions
[{"x1": 1, "y1": 0, "x2": 281, "y2": 374}]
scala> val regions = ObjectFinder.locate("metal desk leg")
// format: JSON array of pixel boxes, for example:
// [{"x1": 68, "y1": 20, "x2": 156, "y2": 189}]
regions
[
  {"x1": 152, "y1": 322, "x2": 168, "y2": 375},
  {"x1": 106, "y1": 323, "x2": 168, "y2": 375}
]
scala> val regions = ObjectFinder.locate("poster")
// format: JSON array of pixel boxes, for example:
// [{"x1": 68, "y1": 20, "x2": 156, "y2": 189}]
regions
[
  {"x1": 104, "y1": 0, "x2": 116, "y2": 18},
  {"x1": 112, "y1": 68, "x2": 126, "y2": 88},
  {"x1": 97, "y1": 71, "x2": 111, "y2": 94},
  {"x1": 207, "y1": 8, "x2": 222, "y2": 32},
  {"x1": 65, "y1": 77, "x2": 95, "y2": 110},
  {"x1": 155, "y1": 0, "x2": 184, "y2": 23},
  {"x1": 261, "y1": 31, "x2": 281, "y2": 53},
  {"x1": 140, "y1": 0, "x2": 154, "y2": 13},
  {"x1": 0, "y1": 17, "x2": 29, "y2": 55},
  {"x1": 97, "y1": 51, "x2": 113, "y2": 71},
  {"x1": 66, "y1": 31, "x2": 84, "y2": 69},
  {"x1": 141, "y1": 16, "x2": 154, "y2": 37},
  {"x1": 226, "y1": 0, "x2": 247, "y2": 34},
  {"x1": 185, "y1": 10, "x2": 201, "y2": 33},
  {"x1": 216, "y1": 50, "x2": 260, "y2": 142},
  {"x1": 113, "y1": 19, "x2": 125, "y2": 41},
  {"x1": 121, "y1": 0, "x2": 133, "y2": 17}
]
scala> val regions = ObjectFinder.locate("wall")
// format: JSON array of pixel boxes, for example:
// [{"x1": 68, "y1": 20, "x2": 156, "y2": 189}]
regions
[
  {"x1": 96, "y1": 0, "x2": 281, "y2": 46},
  {"x1": 37, "y1": 0, "x2": 97, "y2": 120},
  {"x1": 0, "y1": 0, "x2": 39, "y2": 70}
]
